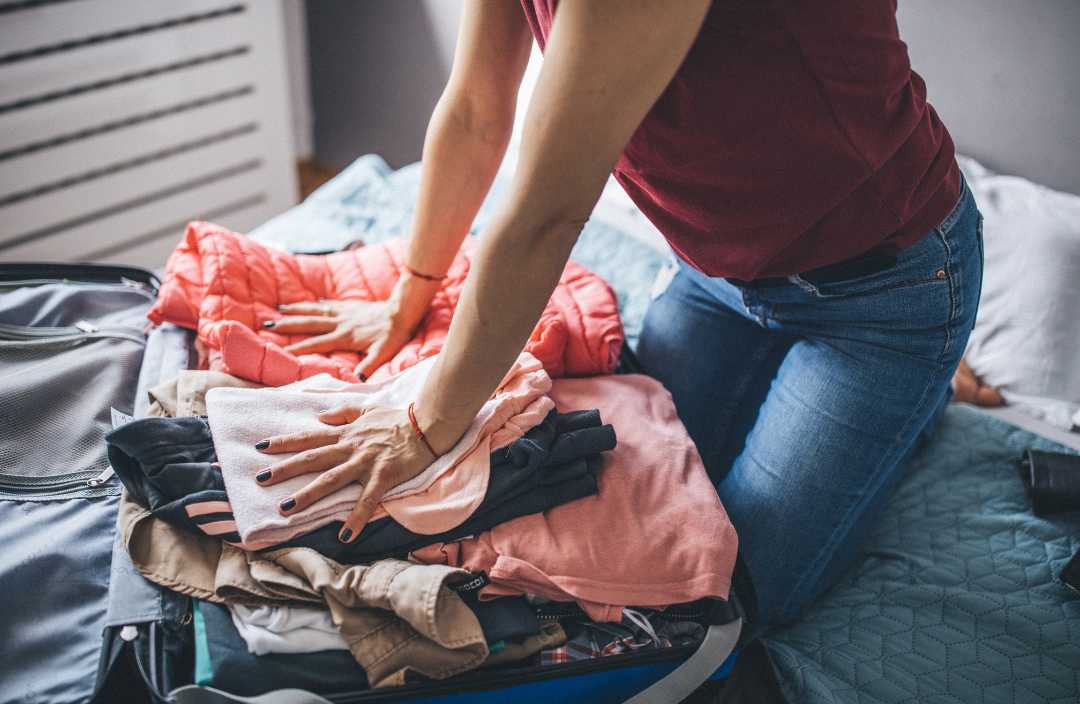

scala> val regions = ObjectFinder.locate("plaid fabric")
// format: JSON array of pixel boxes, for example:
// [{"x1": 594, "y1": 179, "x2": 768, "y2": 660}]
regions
[{"x1": 539, "y1": 610, "x2": 703, "y2": 665}]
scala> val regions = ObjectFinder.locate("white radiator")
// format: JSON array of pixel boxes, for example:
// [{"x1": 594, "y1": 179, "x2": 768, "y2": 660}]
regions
[{"x1": 0, "y1": 0, "x2": 299, "y2": 269}]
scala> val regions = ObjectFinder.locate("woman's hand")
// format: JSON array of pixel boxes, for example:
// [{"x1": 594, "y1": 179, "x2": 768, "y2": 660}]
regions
[
  {"x1": 254, "y1": 403, "x2": 436, "y2": 542},
  {"x1": 952, "y1": 358, "x2": 1003, "y2": 406},
  {"x1": 268, "y1": 272, "x2": 442, "y2": 380}
]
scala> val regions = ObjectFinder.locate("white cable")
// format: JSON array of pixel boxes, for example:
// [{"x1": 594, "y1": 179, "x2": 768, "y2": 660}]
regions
[{"x1": 622, "y1": 608, "x2": 660, "y2": 644}]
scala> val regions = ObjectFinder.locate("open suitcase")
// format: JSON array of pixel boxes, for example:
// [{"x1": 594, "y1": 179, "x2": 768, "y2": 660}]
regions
[{"x1": 0, "y1": 263, "x2": 759, "y2": 704}]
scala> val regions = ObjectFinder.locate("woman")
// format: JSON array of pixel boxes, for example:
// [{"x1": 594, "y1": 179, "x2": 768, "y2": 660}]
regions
[{"x1": 254, "y1": 0, "x2": 981, "y2": 630}]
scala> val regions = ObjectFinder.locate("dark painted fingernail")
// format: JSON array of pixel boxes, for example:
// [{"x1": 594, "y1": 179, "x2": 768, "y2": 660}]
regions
[
  {"x1": 263, "y1": 320, "x2": 276, "y2": 329},
  {"x1": 317, "y1": 409, "x2": 331, "y2": 415},
  {"x1": 255, "y1": 470, "x2": 271, "y2": 483},
  {"x1": 276, "y1": 305, "x2": 288, "y2": 311},
  {"x1": 280, "y1": 497, "x2": 296, "y2": 511},
  {"x1": 358, "y1": 374, "x2": 367, "y2": 382},
  {"x1": 255, "y1": 440, "x2": 270, "y2": 450},
  {"x1": 339, "y1": 528, "x2": 353, "y2": 543}
]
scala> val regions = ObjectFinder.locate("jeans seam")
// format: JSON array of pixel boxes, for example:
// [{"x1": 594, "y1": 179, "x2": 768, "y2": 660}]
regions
[
  {"x1": 972, "y1": 214, "x2": 984, "y2": 331},
  {"x1": 937, "y1": 223, "x2": 958, "y2": 360},
  {"x1": 777, "y1": 361, "x2": 948, "y2": 622},
  {"x1": 804, "y1": 276, "x2": 948, "y2": 300},
  {"x1": 707, "y1": 336, "x2": 780, "y2": 473}
]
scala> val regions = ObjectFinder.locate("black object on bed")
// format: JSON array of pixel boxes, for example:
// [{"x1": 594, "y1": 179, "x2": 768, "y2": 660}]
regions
[{"x1": 1021, "y1": 448, "x2": 1080, "y2": 516}]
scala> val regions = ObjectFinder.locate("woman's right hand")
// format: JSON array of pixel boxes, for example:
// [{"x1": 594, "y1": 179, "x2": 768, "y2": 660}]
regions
[
  {"x1": 267, "y1": 271, "x2": 443, "y2": 380},
  {"x1": 254, "y1": 403, "x2": 441, "y2": 542}
]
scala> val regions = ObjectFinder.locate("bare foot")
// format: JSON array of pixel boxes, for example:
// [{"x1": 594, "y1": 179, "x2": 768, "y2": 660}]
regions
[{"x1": 952, "y1": 358, "x2": 1004, "y2": 406}]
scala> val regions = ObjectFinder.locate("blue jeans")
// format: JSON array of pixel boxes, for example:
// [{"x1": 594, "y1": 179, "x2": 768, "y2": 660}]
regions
[{"x1": 637, "y1": 184, "x2": 983, "y2": 630}]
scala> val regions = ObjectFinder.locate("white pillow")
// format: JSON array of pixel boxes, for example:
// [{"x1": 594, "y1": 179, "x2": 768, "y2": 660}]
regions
[{"x1": 958, "y1": 155, "x2": 1080, "y2": 430}]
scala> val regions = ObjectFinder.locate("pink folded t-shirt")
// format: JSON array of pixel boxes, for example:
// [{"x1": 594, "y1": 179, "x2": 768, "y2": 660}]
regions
[
  {"x1": 206, "y1": 352, "x2": 552, "y2": 549},
  {"x1": 413, "y1": 374, "x2": 739, "y2": 621}
]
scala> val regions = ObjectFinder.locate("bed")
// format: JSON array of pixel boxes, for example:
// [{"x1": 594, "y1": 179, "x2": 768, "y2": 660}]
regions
[{"x1": 246, "y1": 149, "x2": 1080, "y2": 703}]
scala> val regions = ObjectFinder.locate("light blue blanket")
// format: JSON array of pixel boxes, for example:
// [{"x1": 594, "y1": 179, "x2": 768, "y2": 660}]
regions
[{"x1": 251, "y1": 155, "x2": 1080, "y2": 703}]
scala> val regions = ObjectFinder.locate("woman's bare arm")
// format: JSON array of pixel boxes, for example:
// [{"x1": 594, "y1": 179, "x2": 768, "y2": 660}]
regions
[
  {"x1": 417, "y1": 0, "x2": 713, "y2": 452},
  {"x1": 258, "y1": 0, "x2": 712, "y2": 542},
  {"x1": 270, "y1": 0, "x2": 533, "y2": 380}
]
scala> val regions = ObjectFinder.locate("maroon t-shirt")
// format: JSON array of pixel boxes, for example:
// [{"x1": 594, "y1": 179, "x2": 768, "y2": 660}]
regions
[{"x1": 521, "y1": 0, "x2": 962, "y2": 280}]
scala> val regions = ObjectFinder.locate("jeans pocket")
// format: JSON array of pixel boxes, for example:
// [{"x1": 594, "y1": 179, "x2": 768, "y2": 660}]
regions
[{"x1": 791, "y1": 238, "x2": 950, "y2": 299}]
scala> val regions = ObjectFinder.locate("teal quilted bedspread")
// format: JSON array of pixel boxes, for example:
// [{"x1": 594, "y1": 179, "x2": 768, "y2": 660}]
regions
[
  {"x1": 765, "y1": 407, "x2": 1080, "y2": 704},
  {"x1": 250, "y1": 156, "x2": 1080, "y2": 703}
]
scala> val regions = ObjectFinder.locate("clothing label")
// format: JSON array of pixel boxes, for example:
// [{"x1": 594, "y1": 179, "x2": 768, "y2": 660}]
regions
[
  {"x1": 111, "y1": 407, "x2": 136, "y2": 429},
  {"x1": 448, "y1": 571, "x2": 490, "y2": 595}
]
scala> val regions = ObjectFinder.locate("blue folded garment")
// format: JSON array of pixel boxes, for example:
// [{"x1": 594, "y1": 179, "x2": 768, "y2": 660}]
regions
[
  {"x1": 276, "y1": 407, "x2": 616, "y2": 563},
  {"x1": 195, "y1": 599, "x2": 367, "y2": 696}
]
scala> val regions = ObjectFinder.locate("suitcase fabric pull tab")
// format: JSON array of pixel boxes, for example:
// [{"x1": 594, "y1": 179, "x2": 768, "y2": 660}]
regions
[
  {"x1": 87, "y1": 467, "x2": 115, "y2": 488},
  {"x1": 92, "y1": 407, "x2": 136, "y2": 488}
]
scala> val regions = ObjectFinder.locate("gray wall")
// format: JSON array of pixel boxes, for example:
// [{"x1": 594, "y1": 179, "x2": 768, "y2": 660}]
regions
[
  {"x1": 282, "y1": 0, "x2": 314, "y2": 160},
  {"x1": 305, "y1": 0, "x2": 462, "y2": 170},
  {"x1": 897, "y1": 0, "x2": 1080, "y2": 195},
  {"x1": 304, "y1": 0, "x2": 1080, "y2": 195}
]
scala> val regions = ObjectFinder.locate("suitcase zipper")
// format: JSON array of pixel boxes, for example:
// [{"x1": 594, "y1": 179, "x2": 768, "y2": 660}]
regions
[
  {"x1": 0, "y1": 273, "x2": 158, "y2": 295},
  {"x1": 0, "y1": 320, "x2": 146, "y2": 345},
  {"x1": 328, "y1": 639, "x2": 701, "y2": 702},
  {"x1": 534, "y1": 604, "x2": 708, "y2": 622},
  {"x1": 86, "y1": 466, "x2": 116, "y2": 488},
  {"x1": 0, "y1": 468, "x2": 116, "y2": 495}
]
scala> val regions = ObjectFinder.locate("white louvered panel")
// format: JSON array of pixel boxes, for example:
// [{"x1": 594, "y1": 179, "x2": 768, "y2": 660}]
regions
[
  {"x1": 0, "y1": 0, "x2": 298, "y2": 269},
  {"x1": 0, "y1": 0, "x2": 235, "y2": 57},
  {"x1": 86, "y1": 200, "x2": 270, "y2": 267},
  {"x1": 1, "y1": 58, "x2": 256, "y2": 152},
  {"x1": 0, "y1": 91, "x2": 264, "y2": 195},
  {"x1": 0, "y1": 10, "x2": 251, "y2": 103},
  {"x1": 1, "y1": 128, "x2": 266, "y2": 235},
  {"x1": 0, "y1": 166, "x2": 272, "y2": 262}
]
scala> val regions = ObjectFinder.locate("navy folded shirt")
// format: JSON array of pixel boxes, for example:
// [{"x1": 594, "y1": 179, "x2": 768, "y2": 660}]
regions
[
  {"x1": 286, "y1": 408, "x2": 616, "y2": 563},
  {"x1": 196, "y1": 599, "x2": 368, "y2": 696}
]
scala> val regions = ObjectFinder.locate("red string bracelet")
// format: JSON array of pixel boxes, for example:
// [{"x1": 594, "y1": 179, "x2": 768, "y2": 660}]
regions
[
  {"x1": 403, "y1": 263, "x2": 444, "y2": 282},
  {"x1": 407, "y1": 402, "x2": 439, "y2": 460}
]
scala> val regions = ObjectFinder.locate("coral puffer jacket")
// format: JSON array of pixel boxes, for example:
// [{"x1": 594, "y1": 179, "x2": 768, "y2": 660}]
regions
[{"x1": 148, "y1": 222, "x2": 624, "y2": 386}]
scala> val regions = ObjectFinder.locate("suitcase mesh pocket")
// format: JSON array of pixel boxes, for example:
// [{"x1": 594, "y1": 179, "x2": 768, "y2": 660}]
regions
[{"x1": 0, "y1": 330, "x2": 145, "y2": 499}]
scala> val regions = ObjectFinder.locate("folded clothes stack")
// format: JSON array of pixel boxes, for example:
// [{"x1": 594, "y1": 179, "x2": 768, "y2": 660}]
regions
[
  {"x1": 204, "y1": 352, "x2": 559, "y2": 548},
  {"x1": 107, "y1": 392, "x2": 615, "y2": 562},
  {"x1": 108, "y1": 223, "x2": 738, "y2": 695}
]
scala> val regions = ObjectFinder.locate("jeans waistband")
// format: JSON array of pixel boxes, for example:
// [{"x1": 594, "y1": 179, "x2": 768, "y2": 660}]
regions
[{"x1": 725, "y1": 252, "x2": 899, "y2": 289}]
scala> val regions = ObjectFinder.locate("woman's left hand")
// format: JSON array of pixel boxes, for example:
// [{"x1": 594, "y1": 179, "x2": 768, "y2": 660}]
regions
[
  {"x1": 253, "y1": 403, "x2": 435, "y2": 542},
  {"x1": 270, "y1": 298, "x2": 423, "y2": 381}
]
